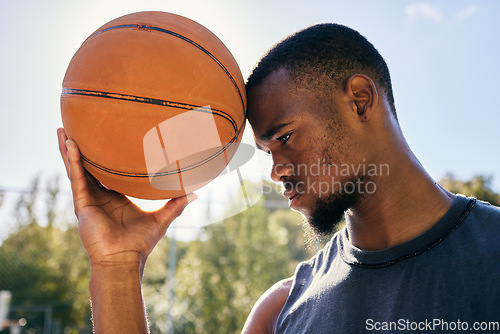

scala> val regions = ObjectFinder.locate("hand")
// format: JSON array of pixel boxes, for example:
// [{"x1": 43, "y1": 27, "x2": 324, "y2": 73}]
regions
[{"x1": 57, "y1": 128, "x2": 196, "y2": 269}]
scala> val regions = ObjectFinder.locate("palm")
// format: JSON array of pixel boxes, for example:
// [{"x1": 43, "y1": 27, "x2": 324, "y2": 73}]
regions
[
  {"x1": 57, "y1": 128, "x2": 194, "y2": 265},
  {"x1": 76, "y1": 186, "x2": 163, "y2": 262}
]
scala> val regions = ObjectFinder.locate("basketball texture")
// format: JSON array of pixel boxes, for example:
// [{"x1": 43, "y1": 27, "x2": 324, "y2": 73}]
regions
[{"x1": 61, "y1": 11, "x2": 246, "y2": 199}]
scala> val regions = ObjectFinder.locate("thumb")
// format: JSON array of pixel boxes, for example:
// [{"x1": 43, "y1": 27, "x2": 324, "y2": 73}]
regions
[{"x1": 153, "y1": 193, "x2": 198, "y2": 230}]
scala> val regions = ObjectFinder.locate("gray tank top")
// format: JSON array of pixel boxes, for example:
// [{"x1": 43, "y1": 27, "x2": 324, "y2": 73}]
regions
[{"x1": 275, "y1": 195, "x2": 500, "y2": 333}]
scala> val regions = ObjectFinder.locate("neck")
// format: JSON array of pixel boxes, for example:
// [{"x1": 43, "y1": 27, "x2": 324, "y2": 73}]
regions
[{"x1": 345, "y1": 128, "x2": 455, "y2": 251}]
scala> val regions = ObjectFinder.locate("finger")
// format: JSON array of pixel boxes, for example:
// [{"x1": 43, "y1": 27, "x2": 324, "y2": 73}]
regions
[
  {"x1": 153, "y1": 193, "x2": 198, "y2": 231},
  {"x1": 66, "y1": 138, "x2": 91, "y2": 207},
  {"x1": 57, "y1": 128, "x2": 70, "y2": 178},
  {"x1": 63, "y1": 135, "x2": 122, "y2": 204}
]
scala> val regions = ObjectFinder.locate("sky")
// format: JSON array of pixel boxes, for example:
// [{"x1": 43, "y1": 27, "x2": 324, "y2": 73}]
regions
[{"x1": 0, "y1": 0, "x2": 499, "y2": 239}]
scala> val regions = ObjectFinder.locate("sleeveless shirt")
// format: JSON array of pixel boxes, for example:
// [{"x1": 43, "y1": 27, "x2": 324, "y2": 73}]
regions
[{"x1": 275, "y1": 195, "x2": 500, "y2": 333}]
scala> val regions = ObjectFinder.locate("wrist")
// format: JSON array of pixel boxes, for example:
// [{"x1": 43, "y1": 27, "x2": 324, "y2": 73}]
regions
[
  {"x1": 89, "y1": 251, "x2": 147, "y2": 283},
  {"x1": 87, "y1": 253, "x2": 149, "y2": 334}
]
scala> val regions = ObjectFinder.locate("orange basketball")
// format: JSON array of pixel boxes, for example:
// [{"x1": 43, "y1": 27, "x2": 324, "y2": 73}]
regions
[{"x1": 61, "y1": 11, "x2": 246, "y2": 199}]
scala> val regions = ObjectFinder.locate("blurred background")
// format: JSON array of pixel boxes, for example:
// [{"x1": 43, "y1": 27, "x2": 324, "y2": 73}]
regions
[{"x1": 1, "y1": 0, "x2": 499, "y2": 333}]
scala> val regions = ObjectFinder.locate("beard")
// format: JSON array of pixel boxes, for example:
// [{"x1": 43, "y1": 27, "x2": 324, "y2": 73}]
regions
[{"x1": 303, "y1": 175, "x2": 369, "y2": 245}]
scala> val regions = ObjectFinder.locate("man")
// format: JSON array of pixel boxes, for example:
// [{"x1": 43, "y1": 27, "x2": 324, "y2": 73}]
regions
[
  {"x1": 57, "y1": 23, "x2": 500, "y2": 333},
  {"x1": 241, "y1": 24, "x2": 500, "y2": 333}
]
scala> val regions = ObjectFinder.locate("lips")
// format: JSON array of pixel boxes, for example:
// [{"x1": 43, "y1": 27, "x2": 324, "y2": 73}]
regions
[
  {"x1": 282, "y1": 190, "x2": 297, "y2": 200},
  {"x1": 282, "y1": 187, "x2": 300, "y2": 208}
]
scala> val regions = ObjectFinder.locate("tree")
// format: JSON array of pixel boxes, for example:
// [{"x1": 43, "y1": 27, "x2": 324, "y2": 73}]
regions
[
  {"x1": 4, "y1": 173, "x2": 496, "y2": 333},
  {"x1": 440, "y1": 174, "x2": 500, "y2": 206},
  {"x1": 141, "y1": 235, "x2": 190, "y2": 334},
  {"x1": 142, "y1": 181, "x2": 317, "y2": 333},
  {"x1": 0, "y1": 175, "x2": 92, "y2": 333},
  {"x1": 142, "y1": 176, "x2": 500, "y2": 333}
]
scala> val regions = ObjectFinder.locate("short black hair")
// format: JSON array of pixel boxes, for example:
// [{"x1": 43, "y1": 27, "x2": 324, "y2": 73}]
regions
[{"x1": 246, "y1": 23, "x2": 397, "y2": 119}]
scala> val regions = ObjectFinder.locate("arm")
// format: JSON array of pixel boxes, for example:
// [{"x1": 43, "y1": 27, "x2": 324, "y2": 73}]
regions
[
  {"x1": 57, "y1": 128, "x2": 196, "y2": 333},
  {"x1": 242, "y1": 278, "x2": 293, "y2": 334},
  {"x1": 89, "y1": 257, "x2": 147, "y2": 333}
]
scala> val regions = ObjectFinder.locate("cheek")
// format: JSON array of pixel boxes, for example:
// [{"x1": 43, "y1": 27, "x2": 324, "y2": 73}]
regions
[{"x1": 289, "y1": 137, "x2": 334, "y2": 179}]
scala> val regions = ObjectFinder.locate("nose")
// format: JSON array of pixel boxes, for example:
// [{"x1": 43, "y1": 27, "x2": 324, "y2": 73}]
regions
[{"x1": 270, "y1": 156, "x2": 293, "y2": 183}]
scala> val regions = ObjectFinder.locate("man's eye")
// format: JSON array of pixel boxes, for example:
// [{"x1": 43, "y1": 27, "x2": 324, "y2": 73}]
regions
[{"x1": 278, "y1": 133, "x2": 292, "y2": 144}]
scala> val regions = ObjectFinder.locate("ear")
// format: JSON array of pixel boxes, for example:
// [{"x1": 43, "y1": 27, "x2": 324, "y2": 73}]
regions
[{"x1": 344, "y1": 74, "x2": 378, "y2": 122}]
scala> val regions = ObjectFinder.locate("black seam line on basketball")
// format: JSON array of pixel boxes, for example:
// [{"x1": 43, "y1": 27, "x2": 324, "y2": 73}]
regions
[
  {"x1": 81, "y1": 141, "x2": 235, "y2": 178},
  {"x1": 339, "y1": 198, "x2": 477, "y2": 269},
  {"x1": 62, "y1": 88, "x2": 237, "y2": 132},
  {"x1": 82, "y1": 129, "x2": 238, "y2": 177},
  {"x1": 85, "y1": 23, "x2": 245, "y2": 116},
  {"x1": 81, "y1": 134, "x2": 238, "y2": 178}
]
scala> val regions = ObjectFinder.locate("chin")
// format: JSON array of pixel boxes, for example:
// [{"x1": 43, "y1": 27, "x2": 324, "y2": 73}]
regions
[
  {"x1": 306, "y1": 190, "x2": 362, "y2": 239},
  {"x1": 290, "y1": 193, "x2": 314, "y2": 215}
]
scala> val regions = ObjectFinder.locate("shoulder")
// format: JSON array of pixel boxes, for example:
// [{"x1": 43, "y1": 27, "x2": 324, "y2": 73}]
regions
[
  {"x1": 241, "y1": 277, "x2": 293, "y2": 334},
  {"x1": 473, "y1": 198, "x2": 500, "y2": 219},
  {"x1": 464, "y1": 198, "x2": 500, "y2": 236},
  {"x1": 450, "y1": 198, "x2": 500, "y2": 263}
]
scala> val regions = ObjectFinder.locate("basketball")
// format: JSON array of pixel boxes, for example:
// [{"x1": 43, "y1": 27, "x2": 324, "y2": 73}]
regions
[{"x1": 61, "y1": 11, "x2": 246, "y2": 200}]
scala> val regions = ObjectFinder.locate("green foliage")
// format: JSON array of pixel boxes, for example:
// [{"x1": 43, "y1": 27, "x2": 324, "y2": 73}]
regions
[
  {"x1": 143, "y1": 181, "x2": 316, "y2": 333},
  {"x1": 0, "y1": 175, "x2": 92, "y2": 333},
  {"x1": 172, "y1": 204, "x2": 304, "y2": 333},
  {"x1": 440, "y1": 174, "x2": 500, "y2": 206},
  {"x1": 141, "y1": 236, "x2": 190, "y2": 334},
  {"x1": 2, "y1": 174, "x2": 498, "y2": 333}
]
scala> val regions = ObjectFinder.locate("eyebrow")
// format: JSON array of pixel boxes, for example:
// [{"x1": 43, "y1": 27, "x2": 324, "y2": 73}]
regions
[{"x1": 260, "y1": 121, "x2": 294, "y2": 142}]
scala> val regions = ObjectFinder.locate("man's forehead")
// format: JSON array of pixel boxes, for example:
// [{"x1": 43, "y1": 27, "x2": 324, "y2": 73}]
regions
[
  {"x1": 248, "y1": 98, "x2": 294, "y2": 141},
  {"x1": 247, "y1": 70, "x2": 295, "y2": 125}
]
